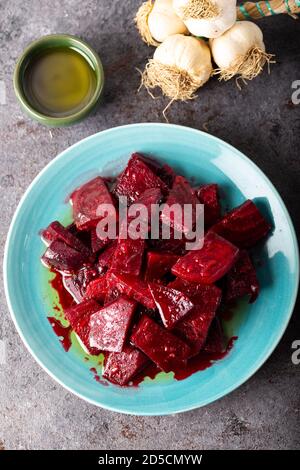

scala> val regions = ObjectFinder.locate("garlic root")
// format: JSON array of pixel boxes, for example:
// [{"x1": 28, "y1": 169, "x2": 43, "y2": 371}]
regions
[
  {"x1": 173, "y1": 0, "x2": 237, "y2": 38},
  {"x1": 141, "y1": 34, "x2": 212, "y2": 102},
  {"x1": 176, "y1": 0, "x2": 220, "y2": 20},
  {"x1": 142, "y1": 60, "x2": 203, "y2": 101},
  {"x1": 135, "y1": 0, "x2": 188, "y2": 46},
  {"x1": 214, "y1": 47, "x2": 275, "y2": 82},
  {"x1": 135, "y1": 1, "x2": 159, "y2": 46},
  {"x1": 210, "y1": 21, "x2": 275, "y2": 83}
]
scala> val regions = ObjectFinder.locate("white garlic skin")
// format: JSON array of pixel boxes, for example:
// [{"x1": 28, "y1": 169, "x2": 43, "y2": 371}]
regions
[
  {"x1": 154, "y1": 34, "x2": 213, "y2": 83},
  {"x1": 173, "y1": 0, "x2": 237, "y2": 38},
  {"x1": 210, "y1": 21, "x2": 265, "y2": 70},
  {"x1": 148, "y1": 0, "x2": 188, "y2": 43}
]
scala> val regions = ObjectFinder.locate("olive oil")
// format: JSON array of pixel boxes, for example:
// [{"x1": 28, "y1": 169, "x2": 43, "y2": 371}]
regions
[{"x1": 23, "y1": 47, "x2": 97, "y2": 117}]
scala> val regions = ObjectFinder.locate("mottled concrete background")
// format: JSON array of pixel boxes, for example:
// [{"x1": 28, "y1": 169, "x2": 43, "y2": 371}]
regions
[{"x1": 0, "y1": 0, "x2": 299, "y2": 450}]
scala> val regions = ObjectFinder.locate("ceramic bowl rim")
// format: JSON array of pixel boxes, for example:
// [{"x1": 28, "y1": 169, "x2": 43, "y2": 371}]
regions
[{"x1": 3, "y1": 123, "x2": 299, "y2": 415}]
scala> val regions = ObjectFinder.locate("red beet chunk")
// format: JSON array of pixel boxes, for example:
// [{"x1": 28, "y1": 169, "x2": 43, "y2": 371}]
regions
[
  {"x1": 89, "y1": 296, "x2": 136, "y2": 352},
  {"x1": 203, "y1": 318, "x2": 224, "y2": 354},
  {"x1": 67, "y1": 222, "x2": 91, "y2": 247},
  {"x1": 41, "y1": 240, "x2": 86, "y2": 274},
  {"x1": 63, "y1": 276, "x2": 84, "y2": 303},
  {"x1": 210, "y1": 200, "x2": 271, "y2": 248},
  {"x1": 226, "y1": 250, "x2": 259, "y2": 303},
  {"x1": 196, "y1": 184, "x2": 221, "y2": 228},
  {"x1": 137, "y1": 304, "x2": 160, "y2": 321},
  {"x1": 77, "y1": 265, "x2": 99, "y2": 290},
  {"x1": 161, "y1": 176, "x2": 198, "y2": 235},
  {"x1": 103, "y1": 345, "x2": 149, "y2": 385},
  {"x1": 64, "y1": 299, "x2": 100, "y2": 327},
  {"x1": 156, "y1": 164, "x2": 176, "y2": 188},
  {"x1": 126, "y1": 188, "x2": 162, "y2": 240},
  {"x1": 172, "y1": 232, "x2": 239, "y2": 284},
  {"x1": 170, "y1": 278, "x2": 222, "y2": 309},
  {"x1": 91, "y1": 228, "x2": 112, "y2": 254},
  {"x1": 74, "y1": 314, "x2": 101, "y2": 355},
  {"x1": 148, "y1": 225, "x2": 186, "y2": 255},
  {"x1": 174, "y1": 284, "x2": 222, "y2": 355},
  {"x1": 70, "y1": 176, "x2": 115, "y2": 231},
  {"x1": 131, "y1": 315, "x2": 191, "y2": 372},
  {"x1": 63, "y1": 264, "x2": 99, "y2": 303},
  {"x1": 98, "y1": 241, "x2": 117, "y2": 274},
  {"x1": 109, "y1": 237, "x2": 145, "y2": 277},
  {"x1": 104, "y1": 286, "x2": 121, "y2": 305},
  {"x1": 145, "y1": 252, "x2": 180, "y2": 282},
  {"x1": 168, "y1": 277, "x2": 201, "y2": 297},
  {"x1": 133, "y1": 187, "x2": 162, "y2": 213},
  {"x1": 85, "y1": 274, "x2": 108, "y2": 302},
  {"x1": 41, "y1": 221, "x2": 91, "y2": 257},
  {"x1": 109, "y1": 273, "x2": 155, "y2": 309},
  {"x1": 148, "y1": 283, "x2": 194, "y2": 329},
  {"x1": 113, "y1": 153, "x2": 168, "y2": 204}
]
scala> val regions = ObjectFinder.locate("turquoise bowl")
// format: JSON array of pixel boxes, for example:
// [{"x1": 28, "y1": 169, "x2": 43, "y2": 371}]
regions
[{"x1": 3, "y1": 124, "x2": 299, "y2": 415}]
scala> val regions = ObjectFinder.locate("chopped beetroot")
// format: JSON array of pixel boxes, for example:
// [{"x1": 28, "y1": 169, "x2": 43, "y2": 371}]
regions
[
  {"x1": 91, "y1": 228, "x2": 111, "y2": 254},
  {"x1": 196, "y1": 184, "x2": 221, "y2": 228},
  {"x1": 161, "y1": 176, "x2": 198, "y2": 235},
  {"x1": 85, "y1": 274, "x2": 108, "y2": 302},
  {"x1": 172, "y1": 232, "x2": 239, "y2": 284},
  {"x1": 62, "y1": 265, "x2": 99, "y2": 302},
  {"x1": 64, "y1": 299, "x2": 100, "y2": 327},
  {"x1": 148, "y1": 224, "x2": 186, "y2": 255},
  {"x1": 109, "y1": 273, "x2": 155, "y2": 309},
  {"x1": 131, "y1": 315, "x2": 191, "y2": 372},
  {"x1": 103, "y1": 345, "x2": 149, "y2": 385},
  {"x1": 126, "y1": 188, "x2": 162, "y2": 240},
  {"x1": 98, "y1": 241, "x2": 117, "y2": 274},
  {"x1": 148, "y1": 283, "x2": 194, "y2": 329},
  {"x1": 67, "y1": 222, "x2": 91, "y2": 247},
  {"x1": 109, "y1": 237, "x2": 145, "y2": 277},
  {"x1": 89, "y1": 296, "x2": 136, "y2": 352},
  {"x1": 168, "y1": 277, "x2": 200, "y2": 297},
  {"x1": 76, "y1": 265, "x2": 99, "y2": 290},
  {"x1": 169, "y1": 278, "x2": 221, "y2": 305},
  {"x1": 74, "y1": 313, "x2": 101, "y2": 355},
  {"x1": 63, "y1": 276, "x2": 84, "y2": 303},
  {"x1": 104, "y1": 286, "x2": 121, "y2": 305},
  {"x1": 225, "y1": 250, "x2": 259, "y2": 303},
  {"x1": 133, "y1": 187, "x2": 162, "y2": 213},
  {"x1": 42, "y1": 154, "x2": 272, "y2": 386},
  {"x1": 71, "y1": 176, "x2": 115, "y2": 231},
  {"x1": 174, "y1": 284, "x2": 222, "y2": 355},
  {"x1": 145, "y1": 252, "x2": 180, "y2": 282},
  {"x1": 156, "y1": 164, "x2": 176, "y2": 188},
  {"x1": 175, "y1": 308, "x2": 216, "y2": 356},
  {"x1": 210, "y1": 200, "x2": 271, "y2": 248},
  {"x1": 203, "y1": 318, "x2": 224, "y2": 354},
  {"x1": 41, "y1": 240, "x2": 86, "y2": 274},
  {"x1": 137, "y1": 304, "x2": 160, "y2": 321},
  {"x1": 113, "y1": 153, "x2": 168, "y2": 204},
  {"x1": 41, "y1": 221, "x2": 91, "y2": 257}
]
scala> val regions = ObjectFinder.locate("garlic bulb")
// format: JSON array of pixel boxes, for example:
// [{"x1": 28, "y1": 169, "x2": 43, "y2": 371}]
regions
[
  {"x1": 173, "y1": 0, "x2": 237, "y2": 38},
  {"x1": 210, "y1": 21, "x2": 275, "y2": 81},
  {"x1": 136, "y1": 0, "x2": 188, "y2": 47},
  {"x1": 141, "y1": 34, "x2": 212, "y2": 102}
]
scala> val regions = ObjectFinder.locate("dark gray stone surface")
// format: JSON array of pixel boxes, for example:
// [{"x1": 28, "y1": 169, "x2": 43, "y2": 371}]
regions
[{"x1": 0, "y1": 0, "x2": 299, "y2": 450}]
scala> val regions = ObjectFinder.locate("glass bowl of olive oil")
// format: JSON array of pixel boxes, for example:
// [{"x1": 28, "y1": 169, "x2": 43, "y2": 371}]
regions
[{"x1": 14, "y1": 34, "x2": 104, "y2": 127}]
